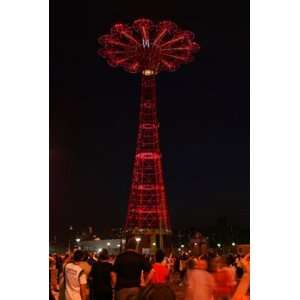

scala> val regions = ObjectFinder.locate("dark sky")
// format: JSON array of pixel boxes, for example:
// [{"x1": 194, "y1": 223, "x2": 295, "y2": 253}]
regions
[{"x1": 50, "y1": 1, "x2": 249, "y2": 237}]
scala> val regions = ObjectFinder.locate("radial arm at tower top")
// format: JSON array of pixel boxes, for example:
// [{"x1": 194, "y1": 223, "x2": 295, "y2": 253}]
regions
[{"x1": 98, "y1": 18, "x2": 200, "y2": 75}]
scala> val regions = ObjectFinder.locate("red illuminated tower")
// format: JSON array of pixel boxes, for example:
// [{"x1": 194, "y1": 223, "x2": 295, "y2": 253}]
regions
[{"x1": 98, "y1": 19, "x2": 199, "y2": 248}]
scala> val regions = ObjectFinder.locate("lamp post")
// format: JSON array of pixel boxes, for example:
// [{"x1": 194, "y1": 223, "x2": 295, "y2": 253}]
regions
[
  {"x1": 68, "y1": 225, "x2": 73, "y2": 254},
  {"x1": 135, "y1": 237, "x2": 141, "y2": 252}
]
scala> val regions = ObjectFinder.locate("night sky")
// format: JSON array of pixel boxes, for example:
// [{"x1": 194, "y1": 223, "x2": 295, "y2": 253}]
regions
[{"x1": 50, "y1": 1, "x2": 249, "y2": 238}]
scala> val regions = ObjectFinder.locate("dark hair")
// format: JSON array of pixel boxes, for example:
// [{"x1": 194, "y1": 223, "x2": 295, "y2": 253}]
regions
[
  {"x1": 73, "y1": 250, "x2": 85, "y2": 262},
  {"x1": 187, "y1": 258, "x2": 196, "y2": 269},
  {"x1": 82, "y1": 250, "x2": 89, "y2": 261},
  {"x1": 99, "y1": 248, "x2": 109, "y2": 260},
  {"x1": 226, "y1": 254, "x2": 235, "y2": 266},
  {"x1": 155, "y1": 249, "x2": 165, "y2": 263},
  {"x1": 126, "y1": 237, "x2": 137, "y2": 250}
]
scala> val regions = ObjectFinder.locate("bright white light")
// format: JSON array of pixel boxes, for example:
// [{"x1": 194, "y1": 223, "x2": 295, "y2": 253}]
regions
[
  {"x1": 194, "y1": 242, "x2": 198, "y2": 246},
  {"x1": 135, "y1": 237, "x2": 141, "y2": 242},
  {"x1": 107, "y1": 242, "x2": 111, "y2": 246},
  {"x1": 142, "y1": 69, "x2": 154, "y2": 76},
  {"x1": 98, "y1": 248, "x2": 102, "y2": 253},
  {"x1": 181, "y1": 244, "x2": 184, "y2": 248},
  {"x1": 152, "y1": 242, "x2": 156, "y2": 246},
  {"x1": 75, "y1": 238, "x2": 80, "y2": 243},
  {"x1": 117, "y1": 244, "x2": 121, "y2": 248},
  {"x1": 217, "y1": 243, "x2": 221, "y2": 248},
  {"x1": 188, "y1": 250, "x2": 191, "y2": 253},
  {"x1": 232, "y1": 242, "x2": 236, "y2": 246},
  {"x1": 178, "y1": 248, "x2": 181, "y2": 251}
]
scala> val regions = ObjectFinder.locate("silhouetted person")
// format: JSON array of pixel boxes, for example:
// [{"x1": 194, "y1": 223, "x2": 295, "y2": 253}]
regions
[
  {"x1": 91, "y1": 249, "x2": 113, "y2": 300},
  {"x1": 111, "y1": 237, "x2": 150, "y2": 300}
]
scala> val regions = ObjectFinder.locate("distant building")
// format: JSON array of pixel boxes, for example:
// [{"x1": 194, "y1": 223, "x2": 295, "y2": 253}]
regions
[{"x1": 78, "y1": 239, "x2": 125, "y2": 255}]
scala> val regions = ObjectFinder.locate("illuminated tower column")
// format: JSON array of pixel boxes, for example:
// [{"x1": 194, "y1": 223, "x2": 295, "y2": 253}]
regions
[
  {"x1": 125, "y1": 74, "x2": 170, "y2": 244},
  {"x1": 98, "y1": 18, "x2": 200, "y2": 250}
]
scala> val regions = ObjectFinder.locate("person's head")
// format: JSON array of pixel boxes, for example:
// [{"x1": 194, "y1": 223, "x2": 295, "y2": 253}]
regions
[
  {"x1": 155, "y1": 249, "x2": 165, "y2": 263},
  {"x1": 187, "y1": 258, "x2": 197, "y2": 269},
  {"x1": 73, "y1": 250, "x2": 85, "y2": 262},
  {"x1": 82, "y1": 250, "x2": 89, "y2": 261},
  {"x1": 126, "y1": 237, "x2": 137, "y2": 250},
  {"x1": 226, "y1": 254, "x2": 235, "y2": 266},
  {"x1": 211, "y1": 256, "x2": 225, "y2": 271},
  {"x1": 99, "y1": 248, "x2": 109, "y2": 260}
]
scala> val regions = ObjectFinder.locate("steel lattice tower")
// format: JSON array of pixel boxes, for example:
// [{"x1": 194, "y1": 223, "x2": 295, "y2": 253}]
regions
[{"x1": 98, "y1": 19, "x2": 199, "y2": 245}]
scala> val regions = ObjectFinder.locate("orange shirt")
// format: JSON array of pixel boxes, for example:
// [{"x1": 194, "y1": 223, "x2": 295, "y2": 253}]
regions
[
  {"x1": 150, "y1": 263, "x2": 169, "y2": 284},
  {"x1": 213, "y1": 268, "x2": 235, "y2": 297}
]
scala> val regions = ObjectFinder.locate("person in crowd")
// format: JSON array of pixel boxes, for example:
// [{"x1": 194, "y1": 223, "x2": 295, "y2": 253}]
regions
[
  {"x1": 184, "y1": 258, "x2": 215, "y2": 300},
  {"x1": 78, "y1": 251, "x2": 92, "y2": 277},
  {"x1": 90, "y1": 249, "x2": 113, "y2": 300},
  {"x1": 87, "y1": 252, "x2": 97, "y2": 267},
  {"x1": 63, "y1": 254, "x2": 72, "y2": 268},
  {"x1": 111, "y1": 237, "x2": 150, "y2": 300},
  {"x1": 145, "y1": 249, "x2": 170, "y2": 285},
  {"x1": 224, "y1": 255, "x2": 237, "y2": 288},
  {"x1": 64, "y1": 250, "x2": 89, "y2": 300},
  {"x1": 234, "y1": 255, "x2": 244, "y2": 280},
  {"x1": 77, "y1": 251, "x2": 92, "y2": 299},
  {"x1": 211, "y1": 256, "x2": 236, "y2": 300},
  {"x1": 178, "y1": 253, "x2": 188, "y2": 286},
  {"x1": 232, "y1": 254, "x2": 250, "y2": 300},
  {"x1": 50, "y1": 256, "x2": 59, "y2": 300},
  {"x1": 56, "y1": 254, "x2": 64, "y2": 276}
]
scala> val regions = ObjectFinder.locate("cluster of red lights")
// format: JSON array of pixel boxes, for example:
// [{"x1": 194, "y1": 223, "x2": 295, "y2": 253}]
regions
[{"x1": 98, "y1": 18, "x2": 200, "y2": 74}]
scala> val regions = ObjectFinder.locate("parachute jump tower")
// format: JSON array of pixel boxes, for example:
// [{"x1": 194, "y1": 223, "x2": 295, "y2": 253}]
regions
[{"x1": 98, "y1": 19, "x2": 199, "y2": 250}]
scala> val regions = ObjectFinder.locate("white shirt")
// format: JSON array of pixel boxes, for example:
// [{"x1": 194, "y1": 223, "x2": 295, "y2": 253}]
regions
[{"x1": 65, "y1": 263, "x2": 87, "y2": 300}]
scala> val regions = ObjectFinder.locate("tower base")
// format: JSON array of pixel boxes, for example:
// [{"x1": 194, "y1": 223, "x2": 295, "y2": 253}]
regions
[{"x1": 125, "y1": 228, "x2": 172, "y2": 254}]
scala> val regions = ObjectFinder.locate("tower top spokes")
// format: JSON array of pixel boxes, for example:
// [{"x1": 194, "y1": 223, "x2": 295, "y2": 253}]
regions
[{"x1": 98, "y1": 18, "x2": 200, "y2": 75}]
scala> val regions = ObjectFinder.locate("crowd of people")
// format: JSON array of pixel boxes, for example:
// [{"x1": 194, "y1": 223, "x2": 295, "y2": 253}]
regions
[{"x1": 50, "y1": 238, "x2": 250, "y2": 300}]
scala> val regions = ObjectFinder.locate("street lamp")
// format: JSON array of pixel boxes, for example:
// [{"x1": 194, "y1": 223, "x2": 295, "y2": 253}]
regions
[{"x1": 135, "y1": 237, "x2": 141, "y2": 252}]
